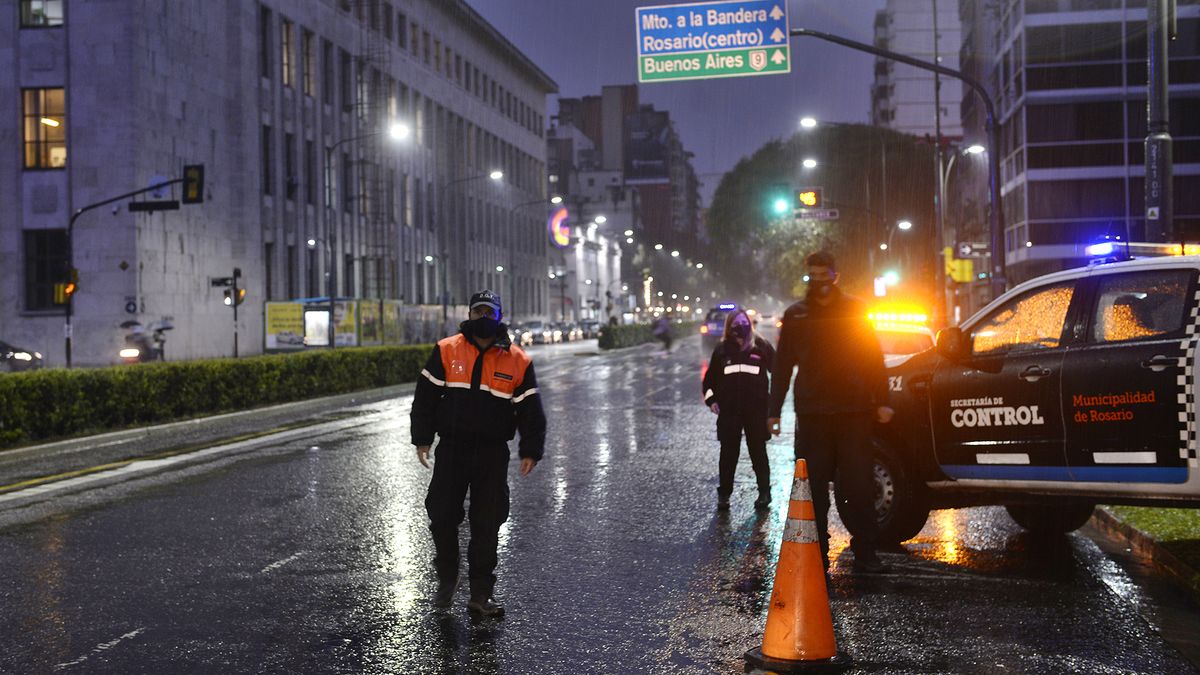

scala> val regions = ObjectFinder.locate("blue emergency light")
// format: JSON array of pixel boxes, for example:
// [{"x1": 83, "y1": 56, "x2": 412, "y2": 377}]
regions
[{"x1": 718, "y1": 303, "x2": 737, "y2": 310}]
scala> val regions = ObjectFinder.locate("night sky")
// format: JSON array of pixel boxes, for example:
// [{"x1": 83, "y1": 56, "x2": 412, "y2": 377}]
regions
[{"x1": 466, "y1": 0, "x2": 885, "y2": 203}]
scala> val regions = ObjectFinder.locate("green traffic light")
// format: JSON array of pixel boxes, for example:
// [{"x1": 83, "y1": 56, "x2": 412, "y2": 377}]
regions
[{"x1": 773, "y1": 198, "x2": 790, "y2": 215}]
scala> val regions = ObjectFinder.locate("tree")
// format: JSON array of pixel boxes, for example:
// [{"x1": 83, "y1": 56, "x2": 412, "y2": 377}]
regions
[{"x1": 706, "y1": 124, "x2": 937, "y2": 302}]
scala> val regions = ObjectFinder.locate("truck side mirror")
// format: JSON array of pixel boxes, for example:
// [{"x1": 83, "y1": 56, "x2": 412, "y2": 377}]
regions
[{"x1": 935, "y1": 326, "x2": 969, "y2": 361}]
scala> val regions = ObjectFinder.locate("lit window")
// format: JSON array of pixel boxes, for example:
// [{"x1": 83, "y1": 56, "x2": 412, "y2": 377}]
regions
[
  {"x1": 20, "y1": 0, "x2": 62, "y2": 27},
  {"x1": 280, "y1": 19, "x2": 294, "y2": 87},
  {"x1": 23, "y1": 88, "x2": 66, "y2": 169}
]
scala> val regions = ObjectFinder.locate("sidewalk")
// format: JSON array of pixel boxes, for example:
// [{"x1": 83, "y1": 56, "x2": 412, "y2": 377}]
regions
[{"x1": 1091, "y1": 507, "x2": 1200, "y2": 602}]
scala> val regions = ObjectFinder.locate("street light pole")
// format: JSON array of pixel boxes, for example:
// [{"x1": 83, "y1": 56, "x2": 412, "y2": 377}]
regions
[
  {"x1": 437, "y1": 170, "x2": 503, "y2": 328},
  {"x1": 792, "y1": 27, "x2": 1006, "y2": 300},
  {"x1": 507, "y1": 198, "x2": 552, "y2": 322}
]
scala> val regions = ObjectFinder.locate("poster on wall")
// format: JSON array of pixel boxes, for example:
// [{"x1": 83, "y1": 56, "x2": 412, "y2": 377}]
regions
[
  {"x1": 335, "y1": 300, "x2": 358, "y2": 347},
  {"x1": 360, "y1": 300, "x2": 382, "y2": 346},
  {"x1": 265, "y1": 302, "x2": 305, "y2": 350},
  {"x1": 383, "y1": 301, "x2": 403, "y2": 345}
]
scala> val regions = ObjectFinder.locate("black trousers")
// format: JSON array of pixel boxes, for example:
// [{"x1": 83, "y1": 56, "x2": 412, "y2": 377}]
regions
[
  {"x1": 793, "y1": 412, "x2": 878, "y2": 557},
  {"x1": 717, "y1": 412, "x2": 771, "y2": 498},
  {"x1": 424, "y1": 439, "x2": 510, "y2": 596}
]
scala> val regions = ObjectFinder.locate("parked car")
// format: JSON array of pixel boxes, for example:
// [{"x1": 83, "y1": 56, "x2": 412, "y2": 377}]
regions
[
  {"x1": 1, "y1": 340, "x2": 44, "y2": 372},
  {"x1": 525, "y1": 320, "x2": 551, "y2": 344},
  {"x1": 509, "y1": 323, "x2": 534, "y2": 347},
  {"x1": 860, "y1": 250, "x2": 1200, "y2": 547}
]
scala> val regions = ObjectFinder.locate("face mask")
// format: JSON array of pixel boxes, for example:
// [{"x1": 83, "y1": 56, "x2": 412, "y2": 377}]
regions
[
  {"x1": 731, "y1": 323, "x2": 751, "y2": 341},
  {"x1": 468, "y1": 316, "x2": 500, "y2": 339},
  {"x1": 806, "y1": 279, "x2": 834, "y2": 300}
]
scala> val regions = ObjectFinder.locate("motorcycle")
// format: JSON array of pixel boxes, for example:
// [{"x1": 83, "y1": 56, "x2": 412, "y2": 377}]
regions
[{"x1": 118, "y1": 320, "x2": 172, "y2": 364}]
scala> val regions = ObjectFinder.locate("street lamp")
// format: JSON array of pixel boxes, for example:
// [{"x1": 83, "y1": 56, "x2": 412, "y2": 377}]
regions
[
  {"x1": 802, "y1": 158, "x2": 818, "y2": 169},
  {"x1": 323, "y1": 120, "x2": 410, "y2": 303},
  {"x1": 307, "y1": 237, "x2": 336, "y2": 348},
  {"x1": 799, "y1": 116, "x2": 818, "y2": 129},
  {"x1": 438, "y1": 169, "x2": 504, "y2": 326}
]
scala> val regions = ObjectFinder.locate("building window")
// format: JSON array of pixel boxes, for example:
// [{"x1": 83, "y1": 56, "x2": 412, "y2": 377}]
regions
[
  {"x1": 23, "y1": 229, "x2": 67, "y2": 312},
  {"x1": 20, "y1": 0, "x2": 62, "y2": 27},
  {"x1": 340, "y1": 49, "x2": 353, "y2": 110},
  {"x1": 307, "y1": 247, "x2": 319, "y2": 298},
  {"x1": 342, "y1": 152, "x2": 353, "y2": 212},
  {"x1": 280, "y1": 18, "x2": 294, "y2": 87},
  {"x1": 324, "y1": 145, "x2": 335, "y2": 208},
  {"x1": 382, "y1": 3, "x2": 393, "y2": 40},
  {"x1": 305, "y1": 140, "x2": 316, "y2": 206},
  {"x1": 265, "y1": 242, "x2": 275, "y2": 301},
  {"x1": 262, "y1": 125, "x2": 273, "y2": 195},
  {"x1": 284, "y1": 132, "x2": 297, "y2": 201},
  {"x1": 396, "y1": 12, "x2": 407, "y2": 48},
  {"x1": 287, "y1": 244, "x2": 297, "y2": 299},
  {"x1": 321, "y1": 39, "x2": 333, "y2": 105},
  {"x1": 23, "y1": 88, "x2": 66, "y2": 169},
  {"x1": 301, "y1": 29, "x2": 315, "y2": 97},
  {"x1": 259, "y1": 5, "x2": 272, "y2": 79}
]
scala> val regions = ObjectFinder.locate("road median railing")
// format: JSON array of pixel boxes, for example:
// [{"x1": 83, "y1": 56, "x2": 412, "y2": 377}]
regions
[{"x1": 0, "y1": 346, "x2": 430, "y2": 450}]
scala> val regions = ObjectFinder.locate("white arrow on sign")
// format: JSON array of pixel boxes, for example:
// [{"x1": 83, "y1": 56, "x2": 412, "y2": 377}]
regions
[
  {"x1": 771, "y1": 50, "x2": 786, "y2": 65},
  {"x1": 771, "y1": 28, "x2": 786, "y2": 43},
  {"x1": 770, "y1": 5, "x2": 784, "y2": 20}
]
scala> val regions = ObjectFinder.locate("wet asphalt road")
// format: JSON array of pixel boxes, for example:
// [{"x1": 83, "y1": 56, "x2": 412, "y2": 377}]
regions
[{"x1": 1, "y1": 336, "x2": 1198, "y2": 673}]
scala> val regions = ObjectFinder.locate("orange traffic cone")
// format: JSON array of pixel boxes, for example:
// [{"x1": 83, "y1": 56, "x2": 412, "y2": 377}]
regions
[{"x1": 745, "y1": 459, "x2": 849, "y2": 671}]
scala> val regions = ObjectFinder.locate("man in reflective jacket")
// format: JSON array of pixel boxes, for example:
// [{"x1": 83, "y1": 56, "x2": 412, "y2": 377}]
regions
[{"x1": 412, "y1": 290, "x2": 547, "y2": 616}]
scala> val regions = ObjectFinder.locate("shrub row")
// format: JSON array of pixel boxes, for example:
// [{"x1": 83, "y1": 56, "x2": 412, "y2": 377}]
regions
[
  {"x1": 598, "y1": 321, "x2": 700, "y2": 350},
  {"x1": 0, "y1": 345, "x2": 431, "y2": 450}
]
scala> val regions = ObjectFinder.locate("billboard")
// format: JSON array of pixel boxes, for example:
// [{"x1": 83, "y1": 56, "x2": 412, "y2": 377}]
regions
[{"x1": 624, "y1": 109, "x2": 671, "y2": 185}]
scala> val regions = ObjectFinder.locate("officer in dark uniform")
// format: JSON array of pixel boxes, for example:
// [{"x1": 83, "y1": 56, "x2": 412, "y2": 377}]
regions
[
  {"x1": 703, "y1": 307, "x2": 775, "y2": 510},
  {"x1": 768, "y1": 251, "x2": 893, "y2": 573},
  {"x1": 412, "y1": 290, "x2": 547, "y2": 616}
]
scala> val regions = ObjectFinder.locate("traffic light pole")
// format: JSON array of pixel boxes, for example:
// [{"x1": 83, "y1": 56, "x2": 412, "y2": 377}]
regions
[
  {"x1": 232, "y1": 267, "x2": 241, "y2": 358},
  {"x1": 791, "y1": 28, "x2": 1007, "y2": 301},
  {"x1": 63, "y1": 177, "x2": 184, "y2": 368}
]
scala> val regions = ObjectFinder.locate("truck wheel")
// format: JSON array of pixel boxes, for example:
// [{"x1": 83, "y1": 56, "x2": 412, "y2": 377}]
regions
[
  {"x1": 836, "y1": 437, "x2": 929, "y2": 546},
  {"x1": 1004, "y1": 502, "x2": 1096, "y2": 535}
]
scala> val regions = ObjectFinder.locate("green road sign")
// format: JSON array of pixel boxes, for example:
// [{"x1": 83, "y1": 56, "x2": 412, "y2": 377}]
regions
[{"x1": 636, "y1": 0, "x2": 790, "y2": 83}]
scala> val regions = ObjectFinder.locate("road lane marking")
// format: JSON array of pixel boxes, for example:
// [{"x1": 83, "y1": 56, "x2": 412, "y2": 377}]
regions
[
  {"x1": 0, "y1": 417, "x2": 368, "y2": 508},
  {"x1": 261, "y1": 551, "x2": 307, "y2": 574},
  {"x1": 0, "y1": 420, "x2": 346, "y2": 497},
  {"x1": 53, "y1": 627, "x2": 145, "y2": 670}
]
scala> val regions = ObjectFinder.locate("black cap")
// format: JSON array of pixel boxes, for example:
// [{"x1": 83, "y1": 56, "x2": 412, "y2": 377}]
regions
[{"x1": 469, "y1": 289, "x2": 503, "y2": 320}]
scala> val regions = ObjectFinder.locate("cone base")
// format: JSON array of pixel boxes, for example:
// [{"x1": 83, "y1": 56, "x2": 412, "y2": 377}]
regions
[{"x1": 744, "y1": 647, "x2": 851, "y2": 673}]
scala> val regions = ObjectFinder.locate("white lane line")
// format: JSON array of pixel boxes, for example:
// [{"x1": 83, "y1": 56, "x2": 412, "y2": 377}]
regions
[
  {"x1": 54, "y1": 627, "x2": 145, "y2": 670},
  {"x1": 261, "y1": 551, "x2": 307, "y2": 574},
  {"x1": 0, "y1": 418, "x2": 366, "y2": 508}
]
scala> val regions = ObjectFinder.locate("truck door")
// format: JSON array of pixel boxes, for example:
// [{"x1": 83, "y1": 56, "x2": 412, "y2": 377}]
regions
[
  {"x1": 1062, "y1": 268, "x2": 1196, "y2": 484},
  {"x1": 930, "y1": 280, "x2": 1079, "y2": 480}
]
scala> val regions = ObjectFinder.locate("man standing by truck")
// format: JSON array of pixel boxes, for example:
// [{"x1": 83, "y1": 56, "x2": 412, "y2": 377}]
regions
[{"x1": 769, "y1": 251, "x2": 894, "y2": 573}]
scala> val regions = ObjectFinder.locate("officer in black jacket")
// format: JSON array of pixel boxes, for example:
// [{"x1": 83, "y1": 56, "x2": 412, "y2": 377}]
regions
[
  {"x1": 768, "y1": 251, "x2": 893, "y2": 573},
  {"x1": 703, "y1": 307, "x2": 775, "y2": 510}
]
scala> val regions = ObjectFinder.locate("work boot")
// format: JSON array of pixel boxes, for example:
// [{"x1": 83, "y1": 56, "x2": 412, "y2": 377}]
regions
[
  {"x1": 754, "y1": 492, "x2": 771, "y2": 509},
  {"x1": 432, "y1": 577, "x2": 459, "y2": 608},
  {"x1": 852, "y1": 551, "x2": 890, "y2": 574},
  {"x1": 467, "y1": 595, "x2": 505, "y2": 617},
  {"x1": 716, "y1": 496, "x2": 730, "y2": 511}
]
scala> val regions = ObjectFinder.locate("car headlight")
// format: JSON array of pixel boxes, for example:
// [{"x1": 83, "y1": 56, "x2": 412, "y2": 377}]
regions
[
  {"x1": 119, "y1": 348, "x2": 141, "y2": 358},
  {"x1": 34, "y1": 352, "x2": 42, "y2": 360},
  {"x1": 13, "y1": 352, "x2": 32, "y2": 361}
]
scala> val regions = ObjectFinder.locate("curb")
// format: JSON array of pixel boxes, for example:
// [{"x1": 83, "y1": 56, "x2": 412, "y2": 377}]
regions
[{"x1": 1091, "y1": 507, "x2": 1200, "y2": 602}]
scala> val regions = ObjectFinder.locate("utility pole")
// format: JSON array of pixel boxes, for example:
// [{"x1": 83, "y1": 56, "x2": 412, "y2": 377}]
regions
[{"x1": 1145, "y1": 0, "x2": 1176, "y2": 242}]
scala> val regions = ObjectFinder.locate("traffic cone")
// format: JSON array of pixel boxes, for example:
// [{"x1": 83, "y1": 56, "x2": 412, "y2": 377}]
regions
[{"x1": 745, "y1": 459, "x2": 850, "y2": 672}]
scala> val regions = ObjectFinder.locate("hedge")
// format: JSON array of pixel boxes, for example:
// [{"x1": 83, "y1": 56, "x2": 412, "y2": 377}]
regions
[
  {"x1": 598, "y1": 321, "x2": 700, "y2": 350},
  {"x1": 0, "y1": 345, "x2": 431, "y2": 450}
]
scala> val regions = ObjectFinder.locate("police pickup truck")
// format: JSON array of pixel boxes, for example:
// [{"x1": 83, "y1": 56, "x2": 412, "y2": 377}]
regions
[{"x1": 857, "y1": 250, "x2": 1200, "y2": 545}]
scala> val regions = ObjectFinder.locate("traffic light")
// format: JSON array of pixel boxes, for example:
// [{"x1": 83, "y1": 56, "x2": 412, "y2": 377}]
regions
[
  {"x1": 54, "y1": 268, "x2": 79, "y2": 304},
  {"x1": 223, "y1": 288, "x2": 246, "y2": 306},
  {"x1": 768, "y1": 183, "x2": 792, "y2": 215},
  {"x1": 223, "y1": 289, "x2": 234, "y2": 306},
  {"x1": 797, "y1": 187, "x2": 823, "y2": 209},
  {"x1": 236, "y1": 288, "x2": 246, "y2": 306},
  {"x1": 182, "y1": 164, "x2": 205, "y2": 204}
]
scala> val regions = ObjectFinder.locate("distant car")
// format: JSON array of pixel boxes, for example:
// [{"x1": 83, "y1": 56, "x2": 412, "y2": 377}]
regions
[
  {"x1": 700, "y1": 303, "x2": 739, "y2": 351},
  {"x1": 548, "y1": 323, "x2": 566, "y2": 343},
  {"x1": 563, "y1": 322, "x2": 584, "y2": 341},
  {"x1": 525, "y1": 320, "x2": 550, "y2": 344},
  {"x1": 875, "y1": 324, "x2": 935, "y2": 367},
  {"x1": 509, "y1": 323, "x2": 534, "y2": 347},
  {"x1": 579, "y1": 320, "x2": 601, "y2": 339},
  {"x1": 1, "y1": 340, "x2": 44, "y2": 372}
]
